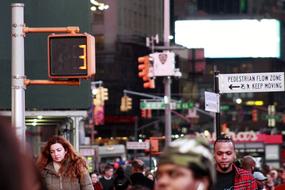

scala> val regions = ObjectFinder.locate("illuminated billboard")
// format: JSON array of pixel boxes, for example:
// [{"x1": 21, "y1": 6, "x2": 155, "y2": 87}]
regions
[{"x1": 175, "y1": 19, "x2": 280, "y2": 58}]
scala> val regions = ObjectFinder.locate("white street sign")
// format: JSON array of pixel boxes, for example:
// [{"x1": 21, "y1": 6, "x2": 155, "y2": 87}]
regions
[
  {"x1": 126, "y1": 141, "x2": 150, "y2": 150},
  {"x1": 205, "y1": 91, "x2": 220, "y2": 113},
  {"x1": 219, "y1": 72, "x2": 284, "y2": 93}
]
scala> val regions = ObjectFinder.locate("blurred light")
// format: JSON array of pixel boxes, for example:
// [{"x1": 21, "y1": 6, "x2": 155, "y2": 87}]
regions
[
  {"x1": 204, "y1": 130, "x2": 210, "y2": 137},
  {"x1": 235, "y1": 98, "x2": 242, "y2": 104},
  {"x1": 255, "y1": 101, "x2": 264, "y2": 106},
  {"x1": 37, "y1": 115, "x2": 43, "y2": 119},
  {"x1": 90, "y1": 6, "x2": 97, "y2": 11},
  {"x1": 98, "y1": 5, "x2": 105, "y2": 10},
  {"x1": 164, "y1": 96, "x2": 169, "y2": 104},
  {"x1": 92, "y1": 88, "x2": 97, "y2": 96},
  {"x1": 138, "y1": 139, "x2": 143, "y2": 142},
  {"x1": 246, "y1": 100, "x2": 264, "y2": 106},
  {"x1": 104, "y1": 5, "x2": 109, "y2": 9},
  {"x1": 32, "y1": 119, "x2": 37, "y2": 126},
  {"x1": 169, "y1": 35, "x2": 174, "y2": 40},
  {"x1": 90, "y1": 0, "x2": 109, "y2": 12}
]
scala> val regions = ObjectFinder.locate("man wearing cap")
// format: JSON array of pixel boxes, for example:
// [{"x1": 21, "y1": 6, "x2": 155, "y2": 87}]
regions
[
  {"x1": 155, "y1": 136, "x2": 216, "y2": 190},
  {"x1": 213, "y1": 135, "x2": 257, "y2": 190},
  {"x1": 130, "y1": 159, "x2": 154, "y2": 190},
  {"x1": 253, "y1": 171, "x2": 267, "y2": 190}
]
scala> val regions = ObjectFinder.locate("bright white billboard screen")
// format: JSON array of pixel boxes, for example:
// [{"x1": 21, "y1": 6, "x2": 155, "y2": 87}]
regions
[{"x1": 175, "y1": 19, "x2": 280, "y2": 58}]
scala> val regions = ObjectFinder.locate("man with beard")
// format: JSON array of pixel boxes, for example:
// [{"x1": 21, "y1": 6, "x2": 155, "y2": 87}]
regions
[{"x1": 213, "y1": 135, "x2": 257, "y2": 190}]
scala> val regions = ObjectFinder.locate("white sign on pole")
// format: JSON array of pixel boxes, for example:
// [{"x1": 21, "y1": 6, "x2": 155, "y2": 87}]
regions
[
  {"x1": 151, "y1": 51, "x2": 175, "y2": 76},
  {"x1": 205, "y1": 91, "x2": 220, "y2": 113},
  {"x1": 126, "y1": 141, "x2": 150, "y2": 150},
  {"x1": 219, "y1": 72, "x2": 285, "y2": 93}
]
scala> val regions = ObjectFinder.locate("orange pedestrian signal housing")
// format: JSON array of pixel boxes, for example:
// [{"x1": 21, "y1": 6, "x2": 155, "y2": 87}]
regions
[{"x1": 48, "y1": 33, "x2": 95, "y2": 79}]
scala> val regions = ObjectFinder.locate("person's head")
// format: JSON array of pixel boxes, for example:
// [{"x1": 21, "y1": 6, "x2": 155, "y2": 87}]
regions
[
  {"x1": 214, "y1": 135, "x2": 236, "y2": 173},
  {"x1": 103, "y1": 165, "x2": 114, "y2": 178},
  {"x1": 0, "y1": 116, "x2": 42, "y2": 190},
  {"x1": 37, "y1": 136, "x2": 87, "y2": 177},
  {"x1": 115, "y1": 166, "x2": 125, "y2": 177},
  {"x1": 155, "y1": 136, "x2": 215, "y2": 190},
  {"x1": 38, "y1": 136, "x2": 76, "y2": 164},
  {"x1": 269, "y1": 169, "x2": 278, "y2": 179},
  {"x1": 132, "y1": 159, "x2": 145, "y2": 173},
  {"x1": 91, "y1": 172, "x2": 99, "y2": 184},
  {"x1": 253, "y1": 171, "x2": 267, "y2": 189},
  {"x1": 241, "y1": 155, "x2": 256, "y2": 173}
]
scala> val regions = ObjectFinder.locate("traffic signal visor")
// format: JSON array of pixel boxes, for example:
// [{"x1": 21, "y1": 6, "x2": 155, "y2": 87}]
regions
[{"x1": 48, "y1": 33, "x2": 95, "y2": 79}]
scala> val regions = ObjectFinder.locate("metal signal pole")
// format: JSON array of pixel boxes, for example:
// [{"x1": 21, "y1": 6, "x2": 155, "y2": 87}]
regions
[
  {"x1": 164, "y1": 0, "x2": 172, "y2": 146},
  {"x1": 11, "y1": 3, "x2": 26, "y2": 145}
]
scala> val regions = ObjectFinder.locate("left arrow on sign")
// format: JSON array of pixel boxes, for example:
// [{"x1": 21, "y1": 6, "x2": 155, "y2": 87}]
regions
[{"x1": 229, "y1": 84, "x2": 240, "y2": 90}]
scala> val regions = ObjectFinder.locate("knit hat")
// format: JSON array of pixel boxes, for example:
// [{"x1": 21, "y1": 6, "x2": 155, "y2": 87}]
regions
[{"x1": 159, "y1": 136, "x2": 216, "y2": 184}]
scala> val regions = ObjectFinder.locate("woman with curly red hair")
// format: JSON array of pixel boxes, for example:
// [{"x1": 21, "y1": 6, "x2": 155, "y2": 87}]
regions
[{"x1": 36, "y1": 136, "x2": 93, "y2": 190}]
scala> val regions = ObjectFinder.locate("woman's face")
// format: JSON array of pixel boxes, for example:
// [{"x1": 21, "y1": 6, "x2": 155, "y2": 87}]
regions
[
  {"x1": 50, "y1": 143, "x2": 67, "y2": 163},
  {"x1": 91, "y1": 173, "x2": 99, "y2": 183}
]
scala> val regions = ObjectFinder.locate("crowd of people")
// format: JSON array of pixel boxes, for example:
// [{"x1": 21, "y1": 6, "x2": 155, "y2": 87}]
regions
[{"x1": 1, "y1": 114, "x2": 285, "y2": 190}]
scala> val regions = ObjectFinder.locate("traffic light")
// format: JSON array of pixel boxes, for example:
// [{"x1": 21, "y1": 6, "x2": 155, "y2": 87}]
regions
[
  {"x1": 268, "y1": 105, "x2": 276, "y2": 127},
  {"x1": 120, "y1": 95, "x2": 132, "y2": 112},
  {"x1": 251, "y1": 109, "x2": 258, "y2": 122},
  {"x1": 94, "y1": 87, "x2": 108, "y2": 105},
  {"x1": 141, "y1": 109, "x2": 152, "y2": 118},
  {"x1": 137, "y1": 56, "x2": 155, "y2": 88},
  {"x1": 48, "y1": 33, "x2": 95, "y2": 79},
  {"x1": 98, "y1": 87, "x2": 108, "y2": 101},
  {"x1": 126, "y1": 96, "x2": 132, "y2": 110}
]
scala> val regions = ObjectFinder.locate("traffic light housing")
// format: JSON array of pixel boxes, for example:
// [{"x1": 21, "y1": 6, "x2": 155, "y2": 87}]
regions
[
  {"x1": 252, "y1": 109, "x2": 258, "y2": 122},
  {"x1": 137, "y1": 56, "x2": 155, "y2": 89},
  {"x1": 120, "y1": 95, "x2": 132, "y2": 112},
  {"x1": 98, "y1": 87, "x2": 108, "y2": 101},
  {"x1": 95, "y1": 87, "x2": 108, "y2": 105},
  {"x1": 126, "y1": 96, "x2": 132, "y2": 110},
  {"x1": 141, "y1": 109, "x2": 152, "y2": 118},
  {"x1": 48, "y1": 33, "x2": 95, "y2": 79}
]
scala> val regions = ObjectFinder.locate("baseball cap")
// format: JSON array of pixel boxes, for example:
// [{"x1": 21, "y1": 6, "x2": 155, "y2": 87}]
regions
[
  {"x1": 159, "y1": 136, "x2": 215, "y2": 184},
  {"x1": 253, "y1": 171, "x2": 267, "y2": 181}
]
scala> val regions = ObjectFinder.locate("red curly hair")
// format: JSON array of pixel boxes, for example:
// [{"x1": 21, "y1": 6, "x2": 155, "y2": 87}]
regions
[{"x1": 36, "y1": 136, "x2": 87, "y2": 178}]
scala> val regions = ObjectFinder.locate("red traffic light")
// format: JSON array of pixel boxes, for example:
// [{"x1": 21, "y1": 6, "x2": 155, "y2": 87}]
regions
[{"x1": 48, "y1": 33, "x2": 95, "y2": 79}]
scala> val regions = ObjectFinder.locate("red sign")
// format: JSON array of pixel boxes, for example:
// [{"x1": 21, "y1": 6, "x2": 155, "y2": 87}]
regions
[{"x1": 105, "y1": 115, "x2": 136, "y2": 124}]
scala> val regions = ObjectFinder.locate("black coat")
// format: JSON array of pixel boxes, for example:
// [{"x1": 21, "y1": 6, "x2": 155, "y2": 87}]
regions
[{"x1": 130, "y1": 173, "x2": 154, "y2": 190}]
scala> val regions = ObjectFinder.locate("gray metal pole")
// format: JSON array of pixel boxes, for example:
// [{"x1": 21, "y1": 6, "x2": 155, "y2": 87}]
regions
[
  {"x1": 214, "y1": 71, "x2": 221, "y2": 139},
  {"x1": 11, "y1": 3, "x2": 26, "y2": 145},
  {"x1": 164, "y1": 0, "x2": 170, "y2": 48},
  {"x1": 134, "y1": 116, "x2": 138, "y2": 157},
  {"x1": 164, "y1": 0, "x2": 172, "y2": 146},
  {"x1": 164, "y1": 77, "x2": 171, "y2": 145}
]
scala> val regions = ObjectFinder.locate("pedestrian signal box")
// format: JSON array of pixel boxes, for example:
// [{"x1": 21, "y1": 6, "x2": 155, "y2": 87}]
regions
[{"x1": 48, "y1": 33, "x2": 95, "y2": 79}]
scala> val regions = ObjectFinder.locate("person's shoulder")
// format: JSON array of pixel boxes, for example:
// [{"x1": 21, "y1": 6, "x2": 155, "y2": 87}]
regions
[{"x1": 235, "y1": 165, "x2": 254, "y2": 177}]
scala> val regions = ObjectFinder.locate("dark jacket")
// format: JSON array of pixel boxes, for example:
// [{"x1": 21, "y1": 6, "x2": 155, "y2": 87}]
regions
[
  {"x1": 41, "y1": 162, "x2": 94, "y2": 190},
  {"x1": 130, "y1": 173, "x2": 154, "y2": 190}
]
